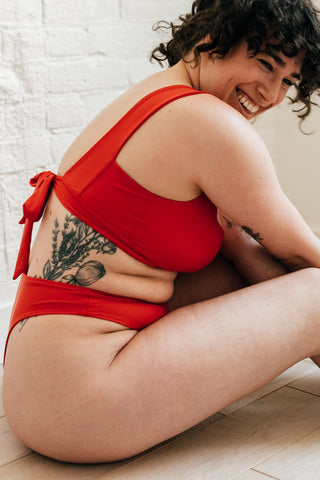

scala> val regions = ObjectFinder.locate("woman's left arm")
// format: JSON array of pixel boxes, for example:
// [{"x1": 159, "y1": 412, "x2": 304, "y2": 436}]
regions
[
  {"x1": 188, "y1": 96, "x2": 320, "y2": 272},
  {"x1": 218, "y1": 211, "x2": 290, "y2": 285}
]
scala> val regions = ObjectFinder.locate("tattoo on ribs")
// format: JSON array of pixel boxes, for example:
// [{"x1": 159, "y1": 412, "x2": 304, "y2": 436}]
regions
[
  {"x1": 19, "y1": 318, "x2": 30, "y2": 332},
  {"x1": 35, "y1": 214, "x2": 117, "y2": 286}
]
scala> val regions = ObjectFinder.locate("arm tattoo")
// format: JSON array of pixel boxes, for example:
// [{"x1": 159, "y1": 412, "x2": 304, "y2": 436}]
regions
[
  {"x1": 36, "y1": 214, "x2": 117, "y2": 286},
  {"x1": 222, "y1": 216, "x2": 264, "y2": 244},
  {"x1": 222, "y1": 216, "x2": 236, "y2": 229},
  {"x1": 240, "y1": 226, "x2": 264, "y2": 244}
]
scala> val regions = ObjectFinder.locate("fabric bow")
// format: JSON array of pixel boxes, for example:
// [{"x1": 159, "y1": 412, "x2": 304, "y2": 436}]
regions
[{"x1": 13, "y1": 171, "x2": 56, "y2": 279}]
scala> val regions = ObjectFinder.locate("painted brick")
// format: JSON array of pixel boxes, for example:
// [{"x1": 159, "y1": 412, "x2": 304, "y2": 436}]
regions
[
  {"x1": 0, "y1": 105, "x2": 5, "y2": 136},
  {"x1": 0, "y1": 31, "x2": 3, "y2": 62},
  {"x1": 0, "y1": 250, "x2": 7, "y2": 287},
  {"x1": 122, "y1": 0, "x2": 190, "y2": 22},
  {"x1": 1, "y1": 247, "x2": 21, "y2": 285},
  {"x1": 0, "y1": 248, "x2": 11, "y2": 288},
  {"x1": 0, "y1": 181, "x2": 5, "y2": 255},
  {"x1": 23, "y1": 134, "x2": 51, "y2": 172},
  {"x1": 48, "y1": 60, "x2": 92, "y2": 93},
  {"x1": 87, "y1": 58, "x2": 128, "y2": 90},
  {"x1": 88, "y1": 0, "x2": 120, "y2": 21},
  {"x1": 0, "y1": 139, "x2": 29, "y2": 173},
  {"x1": 0, "y1": 0, "x2": 42, "y2": 26},
  {"x1": 48, "y1": 58, "x2": 127, "y2": 93},
  {"x1": 5, "y1": 100, "x2": 46, "y2": 135},
  {"x1": 0, "y1": 298, "x2": 14, "y2": 359},
  {"x1": 0, "y1": 68, "x2": 24, "y2": 102},
  {"x1": 81, "y1": 89, "x2": 125, "y2": 122},
  {"x1": 17, "y1": 64, "x2": 48, "y2": 97},
  {"x1": 43, "y1": 0, "x2": 90, "y2": 25},
  {"x1": 88, "y1": 21, "x2": 156, "y2": 58},
  {"x1": 49, "y1": 130, "x2": 83, "y2": 168},
  {"x1": 127, "y1": 57, "x2": 160, "y2": 86},
  {"x1": 0, "y1": 134, "x2": 50, "y2": 174},
  {"x1": 47, "y1": 94, "x2": 86, "y2": 130},
  {"x1": 47, "y1": 27, "x2": 88, "y2": 57},
  {"x1": 0, "y1": 173, "x2": 28, "y2": 254},
  {"x1": 3, "y1": 28, "x2": 45, "y2": 63}
]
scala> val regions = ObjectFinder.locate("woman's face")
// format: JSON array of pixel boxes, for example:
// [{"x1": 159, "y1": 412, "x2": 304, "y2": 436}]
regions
[{"x1": 197, "y1": 39, "x2": 302, "y2": 120}]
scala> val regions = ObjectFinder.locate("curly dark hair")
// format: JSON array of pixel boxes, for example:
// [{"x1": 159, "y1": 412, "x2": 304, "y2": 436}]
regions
[{"x1": 151, "y1": 0, "x2": 320, "y2": 122}]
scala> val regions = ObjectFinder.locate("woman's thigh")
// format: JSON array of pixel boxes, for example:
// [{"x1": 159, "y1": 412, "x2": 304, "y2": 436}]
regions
[
  {"x1": 10, "y1": 268, "x2": 320, "y2": 464},
  {"x1": 104, "y1": 269, "x2": 320, "y2": 459}
]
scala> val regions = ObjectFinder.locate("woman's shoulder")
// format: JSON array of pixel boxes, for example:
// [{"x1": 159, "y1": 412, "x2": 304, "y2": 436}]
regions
[
  {"x1": 177, "y1": 90, "x2": 255, "y2": 132},
  {"x1": 166, "y1": 89, "x2": 265, "y2": 158}
]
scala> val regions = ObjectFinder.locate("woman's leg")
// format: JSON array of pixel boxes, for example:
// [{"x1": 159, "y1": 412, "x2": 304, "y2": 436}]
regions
[{"x1": 19, "y1": 268, "x2": 320, "y2": 463}]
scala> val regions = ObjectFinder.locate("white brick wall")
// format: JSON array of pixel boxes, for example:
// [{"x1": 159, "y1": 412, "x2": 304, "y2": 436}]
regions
[
  {"x1": 0, "y1": 0, "x2": 189, "y2": 361},
  {"x1": 1, "y1": 0, "x2": 320, "y2": 362}
]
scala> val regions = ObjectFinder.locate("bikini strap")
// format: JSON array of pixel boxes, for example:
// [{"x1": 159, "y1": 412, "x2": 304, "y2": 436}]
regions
[{"x1": 64, "y1": 85, "x2": 208, "y2": 194}]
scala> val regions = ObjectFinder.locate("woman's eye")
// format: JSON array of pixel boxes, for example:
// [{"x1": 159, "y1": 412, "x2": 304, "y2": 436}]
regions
[
  {"x1": 259, "y1": 59, "x2": 273, "y2": 72},
  {"x1": 282, "y1": 78, "x2": 294, "y2": 87}
]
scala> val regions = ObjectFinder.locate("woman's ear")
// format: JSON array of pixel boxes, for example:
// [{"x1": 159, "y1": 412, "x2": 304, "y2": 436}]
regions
[{"x1": 201, "y1": 33, "x2": 212, "y2": 44}]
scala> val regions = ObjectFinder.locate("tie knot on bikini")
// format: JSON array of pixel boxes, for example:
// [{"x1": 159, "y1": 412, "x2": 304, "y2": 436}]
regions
[
  {"x1": 19, "y1": 171, "x2": 56, "y2": 224},
  {"x1": 13, "y1": 170, "x2": 56, "y2": 280}
]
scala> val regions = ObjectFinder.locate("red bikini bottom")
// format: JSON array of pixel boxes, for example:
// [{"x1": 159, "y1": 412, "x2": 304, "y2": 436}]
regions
[{"x1": 4, "y1": 274, "x2": 169, "y2": 363}]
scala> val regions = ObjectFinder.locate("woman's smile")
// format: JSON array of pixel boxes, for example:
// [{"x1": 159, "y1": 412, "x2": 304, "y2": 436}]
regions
[{"x1": 236, "y1": 88, "x2": 259, "y2": 115}]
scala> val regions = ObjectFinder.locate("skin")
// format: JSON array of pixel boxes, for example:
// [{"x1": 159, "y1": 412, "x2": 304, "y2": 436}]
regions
[
  {"x1": 190, "y1": 38, "x2": 302, "y2": 119},
  {"x1": 3, "y1": 38, "x2": 320, "y2": 463}
]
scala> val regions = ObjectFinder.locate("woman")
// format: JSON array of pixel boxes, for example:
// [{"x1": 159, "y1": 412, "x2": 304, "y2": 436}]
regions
[{"x1": 3, "y1": 0, "x2": 320, "y2": 463}]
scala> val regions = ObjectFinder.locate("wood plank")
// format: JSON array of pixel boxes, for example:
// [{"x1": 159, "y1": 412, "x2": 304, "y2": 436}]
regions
[
  {"x1": 288, "y1": 370, "x2": 320, "y2": 397},
  {"x1": 252, "y1": 428, "x2": 320, "y2": 480},
  {"x1": 0, "y1": 417, "x2": 31, "y2": 467},
  {"x1": 0, "y1": 453, "x2": 121, "y2": 480},
  {"x1": 0, "y1": 413, "x2": 223, "y2": 479},
  {"x1": 94, "y1": 388, "x2": 320, "y2": 480},
  {"x1": 231, "y1": 469, "x2": 280, "y2": 479},
  {"x1": 186, "y1": 413, "x2": 224, "y2": 432},
  {"x1": 220, "y1": 361, "x2": 318, "y2": 415}
]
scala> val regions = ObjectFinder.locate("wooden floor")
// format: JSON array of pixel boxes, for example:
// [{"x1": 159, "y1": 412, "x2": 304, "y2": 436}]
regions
[{"x1": 1, "y1": 360, "x2": 320, "y2": 479}]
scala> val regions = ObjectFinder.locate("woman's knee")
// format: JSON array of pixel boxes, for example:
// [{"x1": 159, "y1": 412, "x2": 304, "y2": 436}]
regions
[
  {"x1": 293, "y1": 267, "x2": 320, "y2": 291},
  {"x1": 291, "y1": 268, "x2": 320, "y2": 351}
]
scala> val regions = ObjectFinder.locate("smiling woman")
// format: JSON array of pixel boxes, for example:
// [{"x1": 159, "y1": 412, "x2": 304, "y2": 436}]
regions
[
  {"x1": 177, "y1": 39, "x2": 303, "y2": 119},
  {"x1": 3, "y1": 0, "x2": 320, "y2": 464},
  {"x1": 152, "y1": 0, "x2": 320, "y2": 121}
]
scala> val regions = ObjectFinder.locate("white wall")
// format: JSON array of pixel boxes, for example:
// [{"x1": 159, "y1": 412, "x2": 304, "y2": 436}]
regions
[
  {"x1": 1, "y1": 0, "x2": 320, "y2": 362},
  {"x1": 0, "y1": 0, "x2": 190, "y2": 362}
]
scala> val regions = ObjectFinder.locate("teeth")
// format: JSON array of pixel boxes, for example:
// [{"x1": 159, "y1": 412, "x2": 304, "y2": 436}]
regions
[{"x1": 237, "y1": 90, "x2": 259, "y2": 113}]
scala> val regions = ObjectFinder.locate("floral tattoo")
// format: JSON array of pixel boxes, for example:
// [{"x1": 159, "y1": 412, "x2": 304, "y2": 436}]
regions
[
  {"x1": 35, "y1": 214, "x2": 117, "y2": 286},
  {"x1": 222, "y1": 216, "x2": 264, "y2": 243}
]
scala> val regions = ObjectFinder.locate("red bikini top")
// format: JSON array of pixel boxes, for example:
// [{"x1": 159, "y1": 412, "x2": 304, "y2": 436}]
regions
[{"x1": 13, "y1": 85, "x2": 223, "y2": 279}]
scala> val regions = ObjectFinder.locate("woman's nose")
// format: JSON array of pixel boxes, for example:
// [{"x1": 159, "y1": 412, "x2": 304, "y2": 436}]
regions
[{"x1": 256, "y1": 78, "x2": 284, "y2": 108}]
